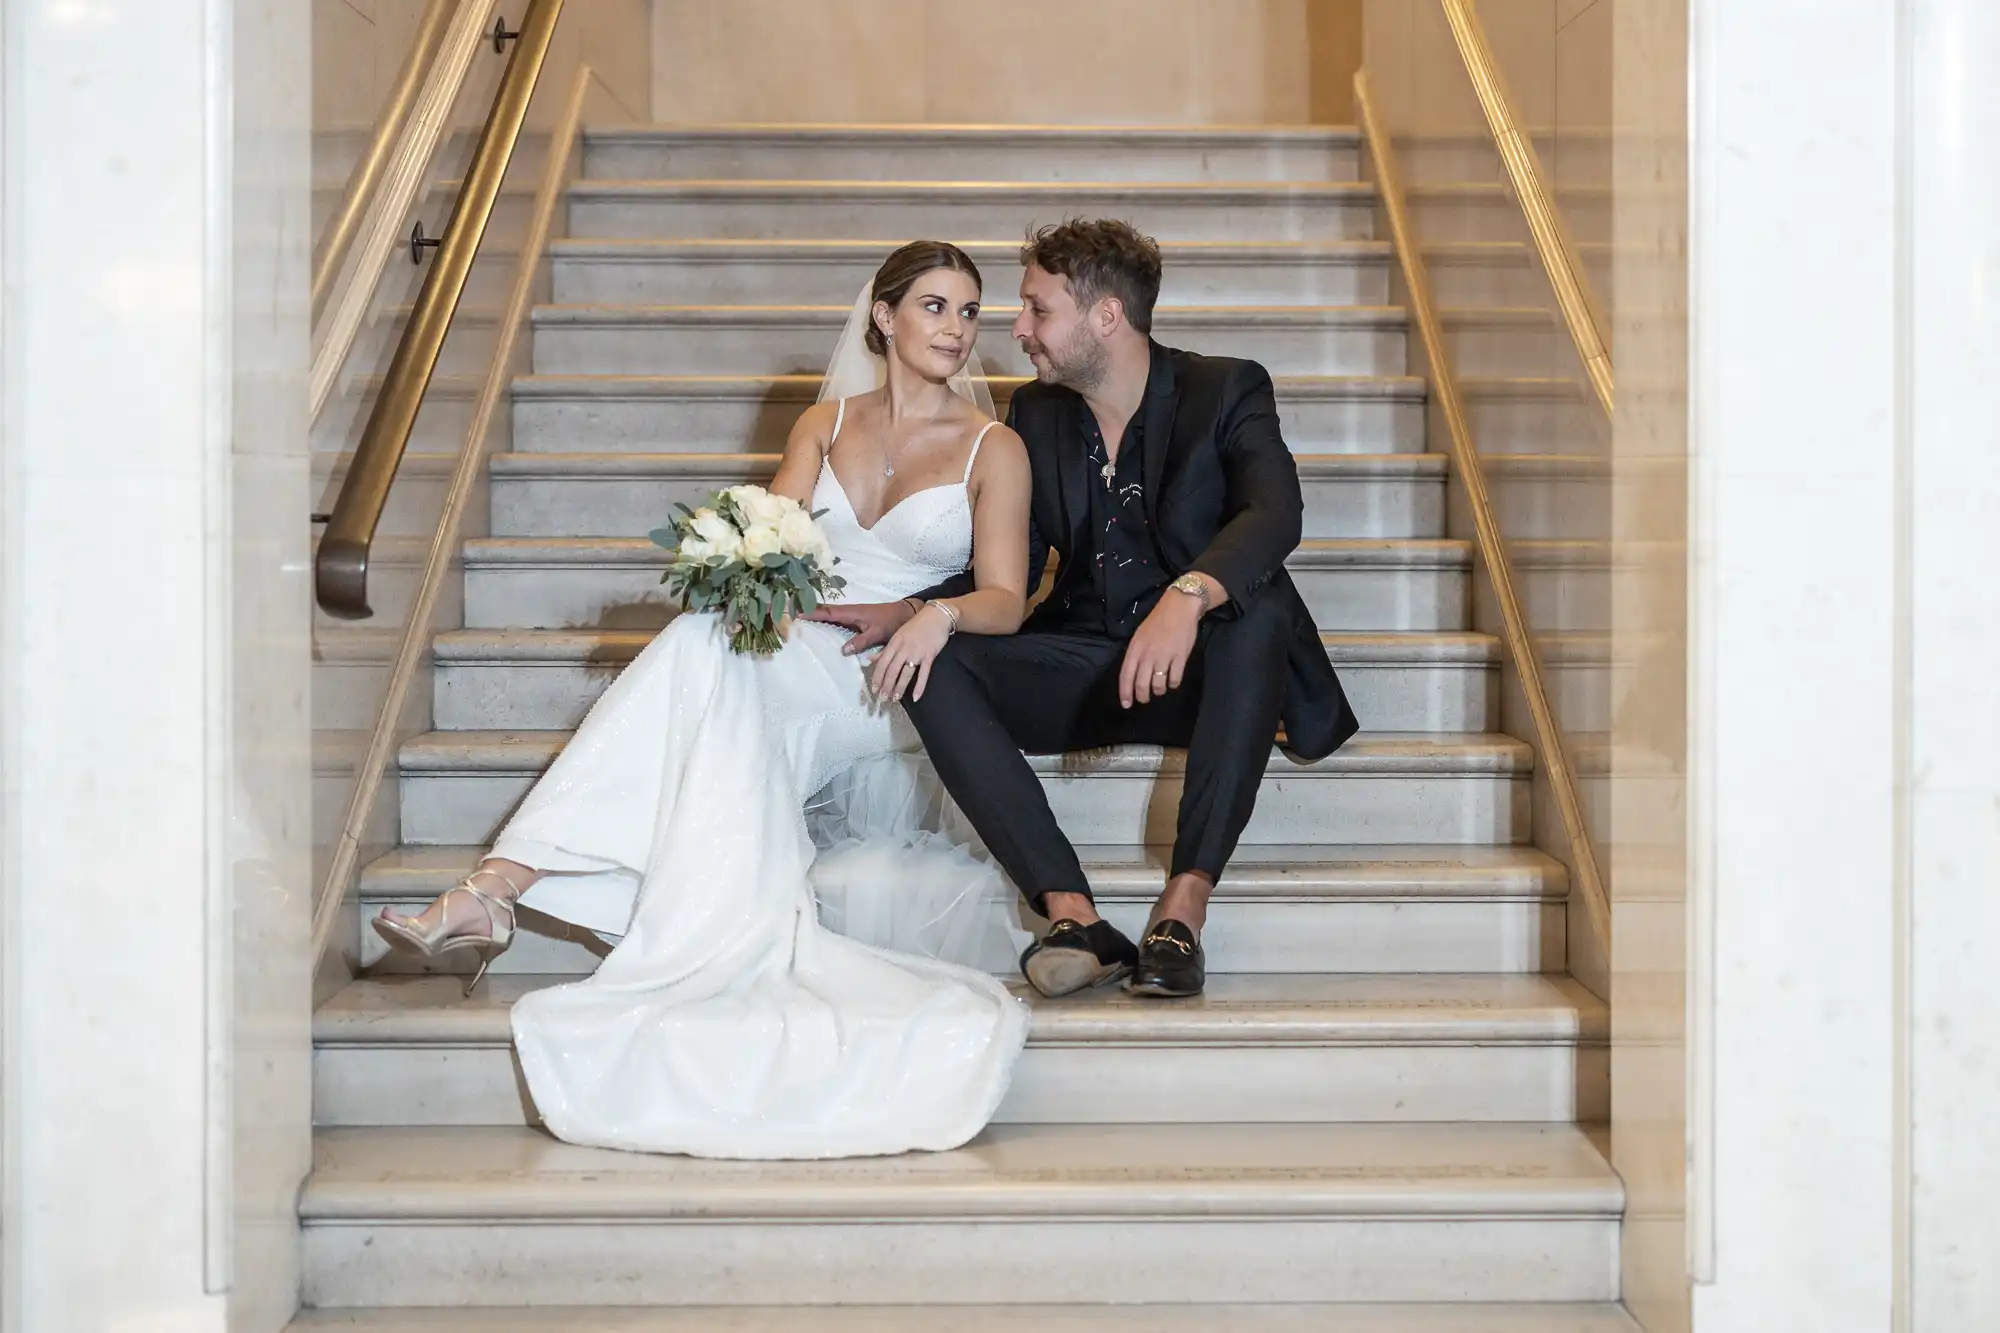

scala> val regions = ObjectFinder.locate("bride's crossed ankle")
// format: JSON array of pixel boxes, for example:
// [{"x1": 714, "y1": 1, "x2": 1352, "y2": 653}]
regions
[{"x1": 372, "y1": 858, "x2": 542, "y2": 993}]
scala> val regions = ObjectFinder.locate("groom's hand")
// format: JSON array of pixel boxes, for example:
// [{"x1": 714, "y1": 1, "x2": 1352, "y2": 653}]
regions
[
  {"x1": 803, "y1": 598, "x2": 921, "y2": 655},
  {"x1": 1119, "y1": 592, "x2": 1203, "y2": 708}
]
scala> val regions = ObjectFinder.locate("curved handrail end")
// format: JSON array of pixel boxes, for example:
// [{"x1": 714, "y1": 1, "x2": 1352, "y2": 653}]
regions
[{"x1": 316, "y1": 535, "x2": 375, "y2": 620}]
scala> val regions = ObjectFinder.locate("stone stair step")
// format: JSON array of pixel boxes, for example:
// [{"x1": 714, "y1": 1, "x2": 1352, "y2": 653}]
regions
[
  {"x1": 429, "y1": 626, "x2": 1495, "y2": 734},
  {"x1": 298, "y1": 1121, "x2": 1622, "y2": 1307},
  {"x1": 1432, "y1": 307, "x2": 1569, "y2": 380},
  {"x1": 313, "y1": 972, "x2": 1606, "y2": 1128},
  {"x1": 1404, "y1": 182, "x2": 1609, "y2": 244},
  {"x1": 1459, "y1": 378, "x2": 1609, "y2": 454},
  {"x1": 314, "y1": 452, "x2": 457, "y2": 539},
  {"x1": 1501, "y1": 540, "x2": 1617, "y2": 634},
  {"x1": 356, "y1": 842, "x2": 1569, "y2": 978},
  {"x1": 487, "y1": 450, "x2": 1447, "y2": 540},
  {"x1": 510, "y1": 372, "x2": 1429, "y2": 455},
  {"x1": 1481, "y1": 454, "x2": 1613, "y2": 540},
  {"x1": 580, "y1": 124, "x2": 1366, "y2": 183},
  {"x1": 551, "y1": 237, "x2": 1393, "y2": 306},
  {"x1": 1407, "y1": 127, "x2": 1614, "y2": 176},
  {"x1": 313, "y1": 629, "x2": 402, "y2": 732},
  {"x1": 291, "y1": 1304, "x2": 1642, "y2": 1332},
  {"x1": 542, "y1": 237, "x2": 1647, "y2": 311},
  {"x1": 457, "y1": 536, "x2": 1472, "y2": 633},
  {"x1": 432, "y1": 178, "x2": 538, "y2": 239},
  {"x1": 1534, "y1": 632, "x2": 1620, "y2": 735},
  {"x1": 314, "y1": 373, "x2": 482, "y2": 456},
  {"x1": 382, "y1": 304, "x2": 508, "y2": 376},
  {"x1": 527, "y1": 302, "x2": 1412, "y2": 378},
  {"x1": 393, "y1": 732, "x2": 1533, "y2": 850},
  {"x1": 565, "y1": 178, "x2": 1379, "y2": 243},
  {"x1": 1419, "y1": 241, "x2": 1551, "y2": 307}
]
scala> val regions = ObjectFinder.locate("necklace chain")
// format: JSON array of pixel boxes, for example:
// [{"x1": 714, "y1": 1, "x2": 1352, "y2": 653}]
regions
[{"x1": 882, "y1": 393, "x2": 950, "y2": 478}]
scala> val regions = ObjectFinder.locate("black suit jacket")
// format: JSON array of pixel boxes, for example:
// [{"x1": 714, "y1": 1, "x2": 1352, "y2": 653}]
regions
[{"x1": 930, "y1": 341, "x2": 1359, "y2": 761}]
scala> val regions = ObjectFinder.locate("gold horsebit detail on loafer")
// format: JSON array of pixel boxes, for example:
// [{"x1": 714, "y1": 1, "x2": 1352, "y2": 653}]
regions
[{"x1": 1142, "y1": 928, "x2": 1197, "y2": 955}]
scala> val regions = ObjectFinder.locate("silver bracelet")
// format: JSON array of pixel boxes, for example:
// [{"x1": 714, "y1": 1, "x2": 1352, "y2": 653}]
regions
[{"x1": 925, "y1": 598, "x2": 961, "y2": 636}]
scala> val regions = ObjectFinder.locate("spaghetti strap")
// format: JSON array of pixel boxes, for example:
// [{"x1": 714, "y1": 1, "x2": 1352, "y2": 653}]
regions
[
  {"x1": 831, "y1": 396, "x2": 847, "y2": 444},
  {"x1": 963, "y1": 420, "x2": 999, "y2": 483}
]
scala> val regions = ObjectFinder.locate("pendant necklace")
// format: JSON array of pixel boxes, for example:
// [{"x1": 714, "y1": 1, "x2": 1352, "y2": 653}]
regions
[{"x1": 882, "y1": 396, "x2": 948, "y2": 478}]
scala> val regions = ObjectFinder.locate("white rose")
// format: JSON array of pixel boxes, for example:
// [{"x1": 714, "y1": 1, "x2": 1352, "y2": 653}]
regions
[
  {"x1": 777, "y1": 508, "x2": 823, "y2": 560},
  {"x1": 688, "y1": 508, "x2": 743, "y2": 561},
  {"x1": 726, "y1": 485, "x2": 791, "y2": 529},
  {"x1": 677, "y1": 536, "x2": 716, "y2": 561},
  {"x1": 741, "y1": 521, "x2": 785, "y2": 563}
]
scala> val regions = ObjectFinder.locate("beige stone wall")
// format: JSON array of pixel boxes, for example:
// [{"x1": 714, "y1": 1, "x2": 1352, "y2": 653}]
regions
[
  {"x1": 313, "y1": 0, "x2": 653, "y2": 136},
  {"x1": 650, "y1": 0, "x2": 1364, "y2": 125}
]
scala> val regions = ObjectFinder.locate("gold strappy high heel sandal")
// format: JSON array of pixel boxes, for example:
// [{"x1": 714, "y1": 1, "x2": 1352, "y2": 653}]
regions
[{"x1": 372, "y1": 865, "x2": 525, "y2": 996}]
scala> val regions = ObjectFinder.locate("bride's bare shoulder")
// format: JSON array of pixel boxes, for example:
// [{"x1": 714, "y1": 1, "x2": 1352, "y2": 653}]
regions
[
  {"x1": 967, "y1": 421, "x2": 1029, "y2": 485},
  {"x1": 787, "y1": 398, "x2": 844, "y2": 453}
]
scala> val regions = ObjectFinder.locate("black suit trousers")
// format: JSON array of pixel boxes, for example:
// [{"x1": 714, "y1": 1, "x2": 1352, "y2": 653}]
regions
[{"x1": 903, "y1": 591, "x2": 1295, "y2": 917}]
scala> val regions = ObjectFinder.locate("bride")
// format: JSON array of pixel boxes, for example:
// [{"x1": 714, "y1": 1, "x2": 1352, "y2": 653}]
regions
[{"x1": 372, "y1": 241, "x2": 1035, "y2": 1159}]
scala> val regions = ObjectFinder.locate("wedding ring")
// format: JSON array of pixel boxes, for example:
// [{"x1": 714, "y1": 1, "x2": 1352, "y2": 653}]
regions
[{"x1": 1153, "y1": 670, "x2": 1167, "y2": 678}]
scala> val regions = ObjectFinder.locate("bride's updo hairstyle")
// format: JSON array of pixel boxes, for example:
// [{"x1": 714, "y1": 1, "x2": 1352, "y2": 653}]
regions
[{"x1": 866, "y1": 241, "x2": 983, "y2": 355}]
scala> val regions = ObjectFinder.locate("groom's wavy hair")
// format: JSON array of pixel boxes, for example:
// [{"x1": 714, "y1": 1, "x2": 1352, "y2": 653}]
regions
[
  {"x1": 866, "y1": 241, "x2": 984, "y2": 355},
  {"x1": 1021, "y1": 218, "x2": 1163, "y2": 335}
]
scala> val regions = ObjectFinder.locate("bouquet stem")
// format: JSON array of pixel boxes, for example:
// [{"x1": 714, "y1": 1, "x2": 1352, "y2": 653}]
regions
[{"x1": 729, "y1": 621, "x2": 785, "y2": 656}]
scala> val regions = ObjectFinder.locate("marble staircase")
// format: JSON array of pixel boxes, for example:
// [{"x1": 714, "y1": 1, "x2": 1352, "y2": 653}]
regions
[
  {"x1": 292, "y1": 1312, "x2": 1641, "y2": 1332},
  {"x1": 300, "y1": 124, "x2": 1630, "y2": 1329}
]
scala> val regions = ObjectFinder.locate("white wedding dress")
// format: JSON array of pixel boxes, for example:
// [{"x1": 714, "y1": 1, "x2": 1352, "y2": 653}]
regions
[{"x1": 495, "y1": 404, "x2": 1030, "y2": 1159}]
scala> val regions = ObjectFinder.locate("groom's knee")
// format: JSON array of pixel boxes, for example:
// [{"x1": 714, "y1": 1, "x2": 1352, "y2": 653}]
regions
[{"x1": 1206, "y1": 591, "x2": 1294, "y2": 667}]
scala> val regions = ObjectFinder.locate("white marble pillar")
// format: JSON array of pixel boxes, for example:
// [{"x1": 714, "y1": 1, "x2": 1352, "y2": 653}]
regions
[
  {"x1": 1686, "y1": 5, "x2": 1902, "y2": 1321},
  {"x1": 1902, "y1": 1, "x2": 2000, "y2": 1324},
  {"x1": 1687, "y1": 0, "x2": 2000, "y2": 1328},
  {"x1": 0, "y1": 2, "x2": 312, "y2": 1330}
]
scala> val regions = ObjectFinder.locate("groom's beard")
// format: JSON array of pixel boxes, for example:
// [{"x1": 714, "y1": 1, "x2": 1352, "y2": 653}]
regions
[{"x1": 1025, "y1": 324, "x2": 1110, "y2": 393}]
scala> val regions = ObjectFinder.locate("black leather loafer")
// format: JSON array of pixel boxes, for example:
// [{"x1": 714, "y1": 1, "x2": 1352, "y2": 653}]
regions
[
  {"x1": 1020, "y1": 919, "x2": 1138, "y2": 998},
  {"x1": 1125, "y1": 919, "x2": 1205, "y2": 998}
]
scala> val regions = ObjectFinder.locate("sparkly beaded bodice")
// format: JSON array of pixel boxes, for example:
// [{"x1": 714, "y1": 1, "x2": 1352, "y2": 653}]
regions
[{"x1": 810, "y1": 400, "x2": 997, "y2": 604}]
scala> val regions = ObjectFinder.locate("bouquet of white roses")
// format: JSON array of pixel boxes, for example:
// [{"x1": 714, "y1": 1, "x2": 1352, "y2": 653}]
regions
[{"x1": 650, "y1": 485, "x2": 845, "y2": 656}]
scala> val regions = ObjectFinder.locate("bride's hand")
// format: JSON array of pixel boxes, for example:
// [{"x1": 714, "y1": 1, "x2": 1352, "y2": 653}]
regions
[{"x1": 869, "y1": 602, "x2": 953, "y2": 703}]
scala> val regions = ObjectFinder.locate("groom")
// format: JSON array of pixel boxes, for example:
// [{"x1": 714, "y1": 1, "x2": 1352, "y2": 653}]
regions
[{"x1": 828, "y1": 218, "x2": 1357, "y2": 999}]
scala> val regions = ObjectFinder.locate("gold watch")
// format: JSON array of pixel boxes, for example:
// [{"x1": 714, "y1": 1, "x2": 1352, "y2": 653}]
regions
[{"x1": 1170, "y1": 573, "x2": 1212, "y2": 613}]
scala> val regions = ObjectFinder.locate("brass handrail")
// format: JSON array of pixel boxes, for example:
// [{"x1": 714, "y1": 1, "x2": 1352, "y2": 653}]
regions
[
  {"x1": 1438, "y1": 0, "x2": 1614, "y2": 418},
  {"x1": 316, "y1": 0, "x2": 566, "y2": 619},
  {"x1": 309, "y1": 0, "x2": 499, "y2": 426},
  {"x1": 310, "y1": 0, "x2": 459, "y2": 323},
  {"x1": 1355, "y1": 70, "x2": 1612, "y2": 962},
  {"x1": 311, "y1": 63, "x2": 596, "y2": 975}
]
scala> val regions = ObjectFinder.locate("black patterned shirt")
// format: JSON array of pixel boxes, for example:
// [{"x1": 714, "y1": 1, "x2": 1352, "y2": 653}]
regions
[{"x1": 1057, "y1": 402, "x2": 1170, "y2": 638}]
